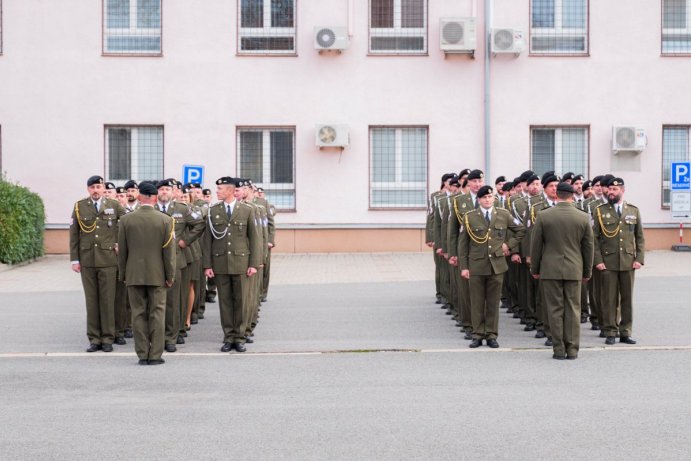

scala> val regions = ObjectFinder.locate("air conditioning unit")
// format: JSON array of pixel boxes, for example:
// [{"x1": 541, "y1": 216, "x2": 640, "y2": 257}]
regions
[
  {"x1": 612, "y1": 126, "x2": 647, "y2": 153},
  {"x1": 314, "y1": 26, "x2": 349, "y2": 51},
  {"x1": 316, "y1": 124, "x2": 349, "y2": 148},
  {"x1": 491, "y1": 28, "x2": 525, "y2": 54},
  {"x1": 440, "y1": 18, "x2": 476, "y2": 52}
]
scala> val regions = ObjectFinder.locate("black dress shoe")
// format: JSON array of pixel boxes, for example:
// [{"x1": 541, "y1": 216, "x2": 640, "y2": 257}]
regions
[
  {"x1": 524, "y1": 323, "x2": 536, "y2": 332},
  {"x1": 469, "y1": 339, "x2": 483, "y2": 348},
  {"x1": 245, "y1": 336, "x2": 254, "y2": 344},
  {"x1": 260, "y1": 296, "x2": 268, "y2": 303},
  {"x1": 198, "y1": 313, "x2": 205, "y2": 320},
  {"x1": 435, "y1": 295, "x2": 443, "y2": 304},
  {"x1": 605, "y1": 336, "x2": 616, "y2": 345},
  {"x1": 206, "y1": 295, "x2": 216, "y2": 303},
  {"x1": 552, "y1": 354, "x2": 566, "y2": 360},
  {"x1": 591, "y1": 323, "x2": 600, "y2": 331},
  {"x1": 124, "y1": 329, "x2": 134, "y2": 338},
  {"x1": 233, "y1": 343, "x2": 246, "y2": 353},
  {"x1": 486, "y1": 339, "x2": 499, "y2": 348},
  {"x1": 544, "y1": 338, "x2": 553, "y2": 347},
  {"x1": 599, "y1": 330, "x2": 606, "y2": 338},
  {"x1": 580, "y1": 316, "x2": 588, "y2": 324},
  {"x1": 535, "y1": 330, "x2": 546, "y2": 339},
  {"x1": 148, "y1": 358, "x2": 165, "y2": 365},
  {"x1": 102, "y1": 343, "x2": 113, "y2": 352},
  {"x1": 176, "y1": 335, "x2": 185, "y2": 345},
  {"x1": 191, "y1": 318, "x2": 198, "y2": 325},
  {"x1": 620, "y1": 337, "x2": 637, "y2": 344},
  {"x1": 181, "y1": 330, "x2": 188, "y2": 337},
  {"x1": 567, "y1": 355, "x2": 578, "y2": 360},
  {"x1": 519, "y1": 318, "x2": 527, "y2": 325},
  {"x1": 221, "y1": 342, "x2": 233, "y2": 352},
  {"x1": 464, "y1": 331, "x2": 473, "y2": 340},
  {"x1": 506, "y1": 306, "x2": 516, "y2": 314},
  {"x1": 512, "y1": 312, "x2": 521, "y2": 319},
  {"x1": 165, "y1": 344, "x2": 177, "y2": 353},
  {"x1": 445, "y1": 309, "x2": 453, "y2": 315},
  {"x1": 86, "y1": 344, "x2": 101, "y2": 353},
  {"x1": 114, "y1": 337, "x2": 126, "y2": 345},
  {"x1": 138, "y1": 359, "x2": 148, "y2": 365}
]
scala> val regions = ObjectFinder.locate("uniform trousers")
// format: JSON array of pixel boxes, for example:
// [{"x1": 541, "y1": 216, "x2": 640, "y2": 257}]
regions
[
  {"x1": 588, "y1": 269, "x2": 602, "y2": 325},
  {"x1": 457, "y1": 273, "x2": 472, "y2": 331},
  {"x1": 80, "y1": 266, "x2": 116, "y2": 345},
  {"x1": 216, "y1": 273, "x2": 249, "y2": 344},
  {"x1": 519, "y1": 262, "x2": 537, "y2": 324},
  {"x1": 128, "y1": 285, "x2": 166, "y2": 361},
  {"x1": 469, "y1": 273, "x2": 504, "y2": 340},
  {"x1": 542, "y1": 279, "x2": 581, "y2": 357},
  {"x1": 600, "y1": 270, "x2": 635, "y2": 338},
  {"x1": 164, "y1": 267, "x2": 183, "y2": 345},
  {"x1": 114, "y1": 278, "x2": 131, "y2": 337},
  {"x1": 261, "y1": 249, "x2": 272, "y2": 299},
  {"x1": 433, "y1": 252, "x2": 442, "y2": 298},
  {"x1": 178, "y1": 264, "x2": 191, "y2": 336}
]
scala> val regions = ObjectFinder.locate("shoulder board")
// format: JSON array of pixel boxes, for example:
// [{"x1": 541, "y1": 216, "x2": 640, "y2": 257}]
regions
[
  {"x1": 496, "y1": 208, "x2": 510, "y2": 215},
  {"x1": 593, "y1": 202, "x2": 608, "y2": 209},
  {"x1": 624, "y1": 202, "x2": 638, "y2": 209},
  {"x1": 239, "y1": 202, "x2": 253, "y2": 208}
]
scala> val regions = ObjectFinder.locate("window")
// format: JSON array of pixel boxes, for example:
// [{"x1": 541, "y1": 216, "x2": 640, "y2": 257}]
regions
[
  {"x1": 370, "y1": 126, "x2": 427, "y2": 209},
  {"x1": 103, "y1": 0, "x2": 162, "y2": 55},
  {"x1": 237, "y1": 127, "x2": 295, "y2": 210},
  {"x1": 237, "y1": 0, "x2": 296, "y2": 55},
  {"x1": 369, "y1": 0, "x2": 427, "y2": 54},
  {"x1": 105, "y1": 126, "x2": 163, "y2": 182},
  {"x1": 530, "y1": 0, "x2": 588, "y2": 55},
  {"x1": 662, "y1": 126, "x2": 690, "y2": 206},
  {"x1": 663, "y1": 0, "x2": 691, "y2": 54},
  {"x1": 531, "y1": 126, "x2": 589, "y2": 178}
]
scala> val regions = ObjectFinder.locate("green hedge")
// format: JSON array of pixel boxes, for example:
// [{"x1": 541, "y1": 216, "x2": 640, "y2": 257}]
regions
[{"x1": 0, "y1": 175, "x2": 46, "y2": 264}]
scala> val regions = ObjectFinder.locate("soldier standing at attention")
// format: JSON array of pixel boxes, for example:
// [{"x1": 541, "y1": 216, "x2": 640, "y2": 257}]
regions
[
  {"x1": 593, "y1": 178, "x2": 645, "y2": 345},
  {"x1": 203, "y1": 177, "x2": 262, "y2": 353},
  {"x1": 103, "y1": 182, "x2": 117, "y2": 200},
  {"x1": 531, "y1": 182, "x2": 593, "y2": 360},
  {"x1": 460, "y1": 185, "x2": 525, "y2": 348},
  {"x1": 70, "y1": 175, "x2": 126, "y2": 352},
  {"x1": 123, "y1": 180, "x2": 140, "y2": 212},
  {"x1": 255, "y1": 186, "x2": 276, "y2": 303},
  {"x1": 117, "y1": 182, "x2": 175, "y2": 365}
]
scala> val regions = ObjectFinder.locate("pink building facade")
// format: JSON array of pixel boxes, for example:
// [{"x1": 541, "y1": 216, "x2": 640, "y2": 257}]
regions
[{"x1": 0, "y1": 0, "x2": 689, "y2": 252}]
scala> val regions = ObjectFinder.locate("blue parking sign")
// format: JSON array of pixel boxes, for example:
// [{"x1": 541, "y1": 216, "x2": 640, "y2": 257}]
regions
[
  {"x1": 182, "y1": 165, "x2": 204, "y2": 186},
  {"x1": 671, "y1": 162, "x2": 691, "y2": 191}
]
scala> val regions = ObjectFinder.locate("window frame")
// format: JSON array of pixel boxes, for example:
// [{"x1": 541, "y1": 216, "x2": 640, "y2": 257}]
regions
[
  {"x1": 368, "y1": 125, "x2": 429, "y2": 210},
  {"x1": 236, "y1": 0, "x2": 298, "y2": 56},
  {"x1": 103, "y1": 124, "x2": 165, "y2": 183},
  {"x1": 661, "y1": 0, "x2": 691, "y2": 56},
  {"x1": 102, "y1": 0, "x2": 163, "y2": 57},
  {"x1": 529, "y1": 125, "x2": 590, "y2": 177},
  {"x1": 529, "y1": 0, "x2": 590, "y2": 57},
  {"x1": 235, "y1": 125, "x2": 297, "y2": 212},
  {"x1": 661, "y1": 125, "x2": 691, "y2": 208},
  {"x1": 368, "y1": 0, "x2": 429, "y2": 56}
]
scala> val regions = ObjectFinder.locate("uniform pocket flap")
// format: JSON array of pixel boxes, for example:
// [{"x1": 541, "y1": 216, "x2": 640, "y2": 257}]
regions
[{"x1": 233, "y1": 249, "x2": 250, "y2": 256}]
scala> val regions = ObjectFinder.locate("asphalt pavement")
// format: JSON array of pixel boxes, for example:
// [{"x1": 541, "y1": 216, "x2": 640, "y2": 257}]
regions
[{"x1": 1, "y1": 253, "x2": 690, "y2": 460}]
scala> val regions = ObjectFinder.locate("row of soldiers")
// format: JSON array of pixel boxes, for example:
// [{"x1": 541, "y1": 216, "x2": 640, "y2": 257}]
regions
[
  {"x1": 70, "y1": 175, "x2": 275, "y2": 362},
  {"x1": 425, "y1": 168, "x2": 645, "y2": 357}
]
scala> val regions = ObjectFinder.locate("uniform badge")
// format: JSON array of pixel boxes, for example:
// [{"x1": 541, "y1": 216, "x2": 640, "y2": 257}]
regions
[
  {"x1": 191, "y1": 211, "x2": 201, "y2": 220},
  {"x1": 173, "y1": 213, "x2": 183, "y2": 219},
  {"x1": 215, "y1": 215, "x2": 220, "y2": 219},
  {"x1": 462, "y1": 203, "x2": 467, "y2": 209},
  {"x1": 605, "y1": 213, "x2": 611, "y2": 218},
  {"x1": 104, "y1": 208, "x2": 115, "y2": 215}
]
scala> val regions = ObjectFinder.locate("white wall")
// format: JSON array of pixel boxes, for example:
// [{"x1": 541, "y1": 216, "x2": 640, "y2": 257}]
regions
[{"x1": 0, "y1": 0, "x2": 687, "y2": 227}]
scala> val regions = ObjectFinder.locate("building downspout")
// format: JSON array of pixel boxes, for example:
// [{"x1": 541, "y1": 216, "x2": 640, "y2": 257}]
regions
[{"x1": 483, "y1": 0, "x2": 492, "y2": 178}]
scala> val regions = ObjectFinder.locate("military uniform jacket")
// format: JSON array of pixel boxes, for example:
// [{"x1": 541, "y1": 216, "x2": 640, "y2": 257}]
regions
[
  {"x1": 254, "y1": 197, "x2": 276, "y2": 246},
  {"x1": 432, "y1": 191, "x2": 448, "y2": 250},
  {"x1": 448, "y1": 192, "x2": 475, "y2": 259},
  {"x1": 521, "y1": 195, "x2": 551, "y2": 258},
  {"x1": 155, "y1": 201, "x2": 205, "y2": 270},
  {"x1": 117, "y1": 206, "x2": 176, "y2": 286},
  {"x1": 439, "y1": 194, "x2": 453, "y2": 254},
  {"x1": 70, "y1": 197, "x2": 126, "y2": 268},
  {"x1": 530, "y1": 202, "x2": 594, "y2": 280},
  {"x1": 425, "y1": 191, "x2": 442, "y2": 243},
  {"x1": 459, "y1": 207, "x2": 525, "y2": 276},
  {"x1": 593, "y1": 202, "x2": 645, "y2": 271},
  {"x1": 203, "y1": 201, "x2": 262, "y2": 274}
]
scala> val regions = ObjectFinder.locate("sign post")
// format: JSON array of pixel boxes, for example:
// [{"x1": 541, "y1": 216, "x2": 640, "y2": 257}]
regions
[
  {"x1": 670, "y1": 161, "x2": 691, "y2": 251},
  {"x1": 182, "y1": 165, "x2": 205, "y2": 186}
]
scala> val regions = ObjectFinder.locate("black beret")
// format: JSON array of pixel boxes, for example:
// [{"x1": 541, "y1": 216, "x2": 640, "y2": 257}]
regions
[
  {"x1": 609, "y1": 177, "x2": 625, "y2": 187},
  {"x1": 501, "y1": 181, "x2": 514, "y2": 192},
  {"x1": 449, "y1": 178, "x2": 461, "y2": 187},
  {"x1": 234, "y1": 178, "x2": 247, "y2": 188},
  {"x1": 216, "y1": 176, "x2": 235, "y2": 186},
  {"x1": 556, "y1": 182, "x2": 575, "y2": 194},
  {"x1": 512, "y1": 177, "x2": 522, "y2": 184},
  {"x1": 591, "y1": 175, "x2": 603, "y2": 186},
  {"x1": 521, "y1": 169, "x2": 535, "y2": 177},
  {"x1": 189, "y1": 183, "x2": 202, "y2": 189},
  {"x1": 519, "y1": 170, "x2": 534, "y2": 183},
  {"x1": 601, "y1": 174, "x2": 615, "y2": 187},
  {"x1": 441, "y1": 173, "x2": 457, "y2": 182},
  {"x1": 115, "y1": 186, "x2": 126, "y2": 194},
  {"x1": 157, "y1": 179, "x2": 176, "y2": 189},
  {"x1": 458, "y1": 168, "x2": 472, "y2": 177},
  {"x1": 181, "y1": 185, "x2": 191, "y2": 194},
  {"x1": 202, "y1": 188, "x2": 211, "y2": 196},
  {"x1": 542, "y1": 174, "x2": 560, "y2": 187},
  {"x1": 467, "y1": 169, "x2": 484, "y2": 181},
  {"x1": 123, "y1": 180, "x2": 138, "y2": 190},
  {"x1": 87, "y1": 175, "x2": 104, "y2": 186},
  {"x1": 256, "y1": 187, "x2": 264, "y2": 192},
  {"x1": 572, "y1": 174, "x2": 585, "y2": 182},
  {"x1": 541, "y1": 170, "x2": 555, "y2": 183},
  {"x1": 170, "y1": 179, "x2": 182, "y2": 189},
  {"x1": 582, "y1": 180, "x2": 592, "y2": 191},
  {"x1": 527, "y1": 174, "x2": 540, "y2": 185},
  {"x1": 562, "y1": 172, "x2": 575, "y2": 182},
  {"x1": 139, "y1": 182, "x2": 158, "y2": 196},
  {"x1": 105, "y1": 182, "x2": 116, "y2": 190},
  {"x1": 477, "y1": 185, "x2": 494, "y2": 198},
  {"x1": 495, "y1": 176, "x2": 507, "y2": 185}
]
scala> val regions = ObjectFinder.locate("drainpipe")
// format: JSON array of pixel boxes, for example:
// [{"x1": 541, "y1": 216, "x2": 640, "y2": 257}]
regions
[{"x1": 484, "y1": 0, "x2": 492, "y2": 178}]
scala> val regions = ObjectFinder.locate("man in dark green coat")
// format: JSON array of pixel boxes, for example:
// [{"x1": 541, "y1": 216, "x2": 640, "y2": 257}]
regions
[
  {"x1": 531, "y1": 182, "x2": 594, "y2": 360},
  {"x1": 118, "y1": 182, "x2": 175, "y2": 365}
]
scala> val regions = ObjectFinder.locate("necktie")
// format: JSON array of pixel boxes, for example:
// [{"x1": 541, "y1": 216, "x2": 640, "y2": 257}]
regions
[
  {"x1": 94, "y1": 201, "x2": 99, "y2": 213},
  {"x1": 485, "y1": 210, "x2": 490, "y2": 224},
  {"x1": 617, "y1": 206, "x2": 621, "y2": 218},
  {"x1": 474, "y1": 197, "x2": 479, "y2": 209},
  {"x1": 227, "y1": 205, "x2": 232, "y2": 217},
  {"x1": 162, "y1": 204, "x2": 166, "y2": 213}
]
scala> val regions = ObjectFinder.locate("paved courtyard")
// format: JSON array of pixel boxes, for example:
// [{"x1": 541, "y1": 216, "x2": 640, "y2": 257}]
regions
[{"x1": 1, "y1": 252, "x2": 690, "y2": 460}]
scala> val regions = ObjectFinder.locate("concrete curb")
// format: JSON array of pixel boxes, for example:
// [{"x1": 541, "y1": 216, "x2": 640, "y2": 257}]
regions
[{"x1": 0, "y1": 256, "x2": 46, "y2": 274}]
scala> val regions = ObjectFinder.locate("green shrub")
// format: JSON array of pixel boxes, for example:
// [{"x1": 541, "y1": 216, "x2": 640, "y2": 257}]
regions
[{"x1": 0, "y1": 175, "x2": 46, "y2": 264}]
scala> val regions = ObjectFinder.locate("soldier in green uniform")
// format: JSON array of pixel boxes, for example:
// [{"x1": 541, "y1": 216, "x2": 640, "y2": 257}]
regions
[
  {"x1": 459, "y1": 185, "x2": 525, "y2": 348},
  {"x1": 190, "y1": 183, "x2": 210, "y2": 322},
  {"x1": 426, "y1": 175, "x2": 450, "y2": 305},
  {"x1": 124, "y1": 180, "x2": 140, "y2": 213},
  {"x1": 517, "y1": 173, "x2": 542, "y2": 331},
  {"x1": 103, "y1": 182, "x2": 117, "y2": 200},
  {"x1": 531, "y1": 182, "x2": 593, "y2": 360},
  {"x1": 70, "y1": 175, "x2": 126, "y2": 352},
  {"x1": 584, "y1": 176, "x2": 608, "y2": 332},
  {"x1": 155, "y1": 179, "x2": 205, "y2": 353},
  {"x1": 117, "y1": 181, "x2": 176, "y2": 365},
  {"x1": 202, "y1": 188, "x2": 217, "y2": 305},
  {"x1": 255, "y1": 186, "x2": 276, "y2": 303},
  {"x1": 203, "y1": 177, "x2": 262, "y2": 353},
  {"x1": 593, "y1": 177, "x2": 645, "y2": 345},
  {"x1": 432, "y1": 173, "x2": 457, "y2": 309}
]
